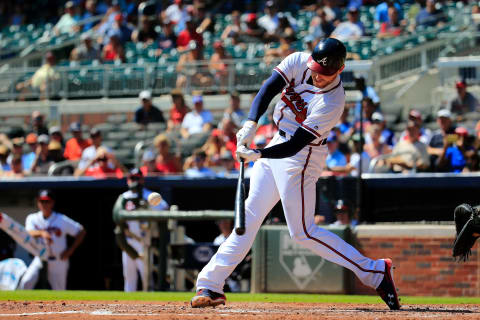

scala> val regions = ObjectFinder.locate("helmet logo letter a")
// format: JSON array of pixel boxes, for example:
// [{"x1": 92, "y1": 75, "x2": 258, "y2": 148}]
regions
[{"x1": 319, "y1": 57, "x2": 328, "y2": 66}]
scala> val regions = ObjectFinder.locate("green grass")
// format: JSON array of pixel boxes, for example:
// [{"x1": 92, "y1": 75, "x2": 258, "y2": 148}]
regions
[{"x1": 1, "y1": 291, "x2": 480, "y2": 305}]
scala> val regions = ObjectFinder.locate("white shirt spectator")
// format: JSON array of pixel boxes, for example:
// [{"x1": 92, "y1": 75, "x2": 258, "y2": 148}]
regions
[
  {"x1": 165, "y1": 3, "x2": 189, "y2": 25},
  {"x1": 331, "y1": 22, "x2": 363, "y2": 41},
  {"x1": 258, "y1": 14, "x2": 279, "y2": 33},
  {"x1": 54, "y1": 13, "x2": 76, "y2": 34},
  {"x1": 77, "y1": 145, "x2": 113, "y2": 170},
  {"x1": 181, "y1": 110, "x2": 213, "y2": 135}
]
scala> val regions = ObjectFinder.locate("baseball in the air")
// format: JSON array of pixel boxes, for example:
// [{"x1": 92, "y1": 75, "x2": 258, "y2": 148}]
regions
[{"x1": 148, "y1": 192, "x2": 162, "y2": 206}]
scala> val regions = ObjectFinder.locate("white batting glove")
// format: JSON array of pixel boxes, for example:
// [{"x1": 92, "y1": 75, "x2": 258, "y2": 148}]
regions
[
  {"x1": 236, "y1": 145, "x2": 261, "y2": 163},
  {"x1": 236, "y1": 120, "x2": 257, "y2": 147}
]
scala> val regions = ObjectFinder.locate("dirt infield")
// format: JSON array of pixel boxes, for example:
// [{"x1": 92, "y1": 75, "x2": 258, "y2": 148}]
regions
[{"x1": 0, "y1": 301, "x2": 479, "y2": 319}]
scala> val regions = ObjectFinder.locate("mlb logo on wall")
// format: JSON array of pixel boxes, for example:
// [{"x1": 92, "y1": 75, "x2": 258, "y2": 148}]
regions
[{"x1": 279, "y1": 232, "x2": 325, "y2": 290}]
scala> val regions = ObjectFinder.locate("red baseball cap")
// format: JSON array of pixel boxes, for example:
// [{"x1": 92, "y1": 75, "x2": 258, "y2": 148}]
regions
[
  {"x1": 38, "y1": 189, "x2": 54, "y2": 201},
  {"x1": 456, "y1": 81, "x2": 467, "y2": 89},
  {"x1": 246, "y1": 13, "x2": 257, "y2": 23},
  {"x1": 455, "y1": 127, "x2": 468, "y2": 136},
  {"x1": 307, "y1": 56, "x2": 339, "y2": 76},
  {"x1": 408, "y1": 109, "x2": 422, "y2": 120}
]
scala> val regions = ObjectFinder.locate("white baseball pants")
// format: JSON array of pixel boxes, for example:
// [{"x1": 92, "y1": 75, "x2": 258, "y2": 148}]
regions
[
  {"x1": 196, "y1": 143, "x2": 386, "y2": 294},
  {"x1": 122, "y1": 251, "x2": 145, "y2": 292},
  {"x1": 19, "y1": 256, "x2": 69, "y2": 290}
]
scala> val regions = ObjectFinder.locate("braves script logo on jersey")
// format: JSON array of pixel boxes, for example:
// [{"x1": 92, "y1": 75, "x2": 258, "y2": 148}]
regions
[{"x1": 281, "y1": 80, "x2": 308, "y2": 123}]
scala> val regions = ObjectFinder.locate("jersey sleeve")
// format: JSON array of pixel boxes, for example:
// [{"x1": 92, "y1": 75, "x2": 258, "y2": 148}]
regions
[
  {"x1": 301, "y1": 95, "x2": 345, "y2": 139},
  {"x1": 61, "y1": 215, "x2": 83, "y2": 236},
  {"x1": 25, "y1": 214, "x2": 35, "y2": 231},
  {"x1": 273, "y1": 52, "x2": 307, "y2": 86}
]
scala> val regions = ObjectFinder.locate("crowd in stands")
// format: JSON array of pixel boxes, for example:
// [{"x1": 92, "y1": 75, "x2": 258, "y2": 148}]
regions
[
  {"x1": 4, "y1": 0, "x2": 479, "y2": 100},
  {"x1": 1, "y1": 77, "x2": 480, "y2": 179}
]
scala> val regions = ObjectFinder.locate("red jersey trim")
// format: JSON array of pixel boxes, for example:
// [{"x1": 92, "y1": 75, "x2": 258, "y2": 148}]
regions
[{"x1": 301, "y1": 124, "x2": 321, "y2": 138}]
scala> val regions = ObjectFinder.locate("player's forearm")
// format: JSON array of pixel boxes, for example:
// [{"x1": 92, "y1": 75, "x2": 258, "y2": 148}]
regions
[
  {"x1": 27, "y1": 230, "x2": 45, "y2": 238},
  {"x1": 69, "y1": 228, "x2": 86, "y2": 253},
  {"x1": 259, "y1": 128, "x2": 316, "y2": 159},
  {"x1": 247, "y1": 72, "x2": 286, "y2": 122}
]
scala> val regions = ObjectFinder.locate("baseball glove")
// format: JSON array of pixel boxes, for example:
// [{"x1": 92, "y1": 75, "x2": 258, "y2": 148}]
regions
[{"x1": 453, "y1": 203, "x2": 480, "y2": 262}]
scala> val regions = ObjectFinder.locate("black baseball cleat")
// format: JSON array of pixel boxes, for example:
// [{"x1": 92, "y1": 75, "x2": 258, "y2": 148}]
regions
[
  {"x1": 376, "y1": 258, "x2": 401, "y2": 310},
  {"x1": 190, "y1": 289, "x2": 226, "y2": 308}
]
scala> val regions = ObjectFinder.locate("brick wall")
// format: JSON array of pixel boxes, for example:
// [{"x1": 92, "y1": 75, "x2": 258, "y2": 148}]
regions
[{"x1": 352, "y1": 225, "x2": 480, "y2": 296}]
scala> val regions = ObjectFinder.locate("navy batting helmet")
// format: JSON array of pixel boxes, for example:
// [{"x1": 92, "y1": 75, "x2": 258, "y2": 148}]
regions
[{"x1": 307, "y1": 38, "x2": 346, "y2": 76}]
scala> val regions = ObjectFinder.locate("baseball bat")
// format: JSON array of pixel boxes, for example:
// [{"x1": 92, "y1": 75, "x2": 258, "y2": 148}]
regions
[{"x1": 234, "y1": 159, "x2": 246, "y2": 235}]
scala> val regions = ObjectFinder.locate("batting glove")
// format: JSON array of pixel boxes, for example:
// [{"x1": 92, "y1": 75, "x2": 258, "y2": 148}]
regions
[
  {"x1": 236, "y1": 120, "x2": 257, "y2": 147},
  {"x1": 236, "y1": 145, "x2": 261, "y2": 162}
]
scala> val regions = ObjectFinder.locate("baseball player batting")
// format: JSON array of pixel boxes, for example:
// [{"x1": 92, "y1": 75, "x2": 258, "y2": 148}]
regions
[{"x1": 190, "y1": 38, "x2": 400, "y2": 310}]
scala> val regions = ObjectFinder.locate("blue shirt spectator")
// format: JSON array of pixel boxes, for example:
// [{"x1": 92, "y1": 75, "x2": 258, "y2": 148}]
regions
[
  {"x1": 415, "y1": 0, "x2": 446, "y2": 28},
  {"x1": 185, "y1": 150, "x2": 216, "y2": 178},
  {"x1": 375, "y1": 1, "x2": 403, "y2": 23},
  {"x1": 326, "y1": 133, "x2": 347, "y2": 169},
  {"x1": 444, "y1": 146, "x2": 466, "y2": 173}
]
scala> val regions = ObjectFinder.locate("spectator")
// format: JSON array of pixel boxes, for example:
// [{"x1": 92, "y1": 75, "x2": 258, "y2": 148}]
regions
[
  {"x1": 47, "y1": 140, "x2": 66, "y2": 164},
  {"x1": 180, "y1": 93, "x2": 213, "y2": 139},
  {"x1": 208, "y1": 41, "x2": 231, "y2": 87},
  {"x1": 96, "y1": 0, "x2": 122, "y2": 43},
  {"x1": 309, "y1": 7, "x2": 335, "y2": 40},
  {"x1": 258, "y1": 1, "x2": 279, "y2": 35},
  {"x1": 325, "y1": 132, "x2": 348, "y2": 174},
  {"x1": 354, "y1": 77, "x2": 380, "y2": 118},
  {"x1": 415, "y1": 0, "x2": 446, "y2": 29},
  {"x1": 364, "y1": 123, "x2": 392, "y2": 159},
  {"x1": 221, "y1": 11, "x2": 243, "y2": 44},
  {"x1": 191, "y1": 2, "x2": 215, "y2": 35},
  {"x1": 354, "y1": 97, "x2": 378, "y2": 133},
  {"x1": 49, "y1": 126, "x2": 65, "y2": 149},
  {"x1": 428, "y1": 109, "x2": 456, "y2": 170},
  {"x1": 331, "y1": 7, "x2": 364, "y2": 42},
  {"x1": 369, "y1": 112, "x2": 395, "y2": 147},
  {"x1": 323, "y1": 0, "x2": 342, "y2": 24},
  {"x1": 30, "y1": 111, "x2": 49, "y2": 136},
  {"x1": 450, "y1": 81, "x2": 479, "y2": 117},
  {"x1": 218, "y1": 117, "x2": 238, "y2": 155},
  {"x1": 378, "y1": 5, "x2": 405, "y2": 38},
  {"x1": 256, "y1": 110, "x2": 278, "y2": 145},
  {"x1": 0, "y1": 144, "x2": 10, "y2": 172},
  {"x1": 153, "y1": 134, "x2": 182, "y2": 174},
  {"x1": 437, "y1": 126, "x2": 471, "y2": 173},
  {"x1": 348, "y1": 133, "x2": 371, "y2": 176},
  {"x1": 177, "y1": 17, "x2": 203, "y2": 49},
  {"x1": 304, "y1": 34, "x2": 316, "y2": 54},
  {"x1": 399, "y1": 109, "x2": 432, "y2": 145},
  {"x1": 337, "y1": 105, "x2": 353, "y2": 139},
  {"x1": 243, "y1": 13, "x2": 266, "y2": 42},
  {"x1": 164, "y1": 0, "x2": 189, "y2": 32},
  {"x1": 176, "y1": 41, "x2": 212, "y2": 89},
  {"x1": 131, "y1": 15, "x2": 158, "y2": 45},
  {"x1": 30, "y1": 135, "x2": 56, "y2": 175},
  {"x1": 70, "y1": 33, "x2": 102, "y2": 62},
  {"x1": 184, "y1": 149, "x2": 216, "y2": 178},
  {"x1": 54, "y1": 1, "x2": 78, "y2": 35},
  {"x1": 375, "y1": 0, "x2": 403, "y2": 23},
  {"x1": 3, "y1": 155, "x2": 24, "y2": 178},
  {"x1": 157, "y1": 20, "x2": 177, "y2": 52},
  {"x1": 22, "y1": 133, "x2": 38, "y2": 171},
  {"x1": 105, "y1": 14, "x2": 133, "y2": 45},
  {"x1": 7, "y1": 137, "x2": 25, "y2": 167},
  {"x1": 16, "y1": 52, "x2": 60, "y2": 101},
  {"x1": 64, "y1": 122, "x2": 92, "y2": 161},
  {"x1": 389, "y1": 120, "x2": 430, "y2": 173},
  {"x1": 139, "y1": 149, "x2": 160, "y2": 176},
  {"x1": 330, "y1": 199, "x2": 358, "y2": 227},
  {"x1": 168, "y1": 89, "x2": 190, "y2": 130},
  {"x1": 216, "y1": 150, "x2": 239, "y2": 177},
  {"x1": 102, "y1": 35, "x2": 126, "y2": 62},
  {"x1": 81, "y1": 0, "x2": 101, "y2": 31},
  {"x1": 224, "y1": 91, "x2": 246, "y2": 128},
  {"x1": 76, "y1": 127, "x2": 109, "y2": 173},
  {"x1": 275, "y1": 13, "x2": 298, "y2": 41},
  {"x1": 202, "y1": 129, "x2": 226, "y2": 166},
  {"x1": 135, "y1": 90, "x2": 165, "y2": 126},
  {"x1": 77, "y1": 147, "x2": 126, "y2": 178}
]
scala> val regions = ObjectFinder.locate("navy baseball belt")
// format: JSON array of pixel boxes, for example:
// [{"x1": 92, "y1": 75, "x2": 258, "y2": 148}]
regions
[{"x1": 279, "y1": 129, "x2": 327, "y2": 145}]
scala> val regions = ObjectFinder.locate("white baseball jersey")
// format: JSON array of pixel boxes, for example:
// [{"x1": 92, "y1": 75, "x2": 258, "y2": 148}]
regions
[
  {"x1": 196, "y1": 52, "x2": 387, "y2": 295},
  {"x1": 25, "y1": 211, "x2": 83, "y2": 258}
]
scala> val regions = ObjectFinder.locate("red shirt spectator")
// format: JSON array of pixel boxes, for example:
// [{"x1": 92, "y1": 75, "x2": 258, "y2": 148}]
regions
[
  {"x1": 64, "y1": 122, "x2": 92, "y2": 160},
  {"x1": 85, "y1": 166, "x2": 124, "y2": 178},
  {"x1": 176, "y1": 18, "x2": 203, "y2": 48}
]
